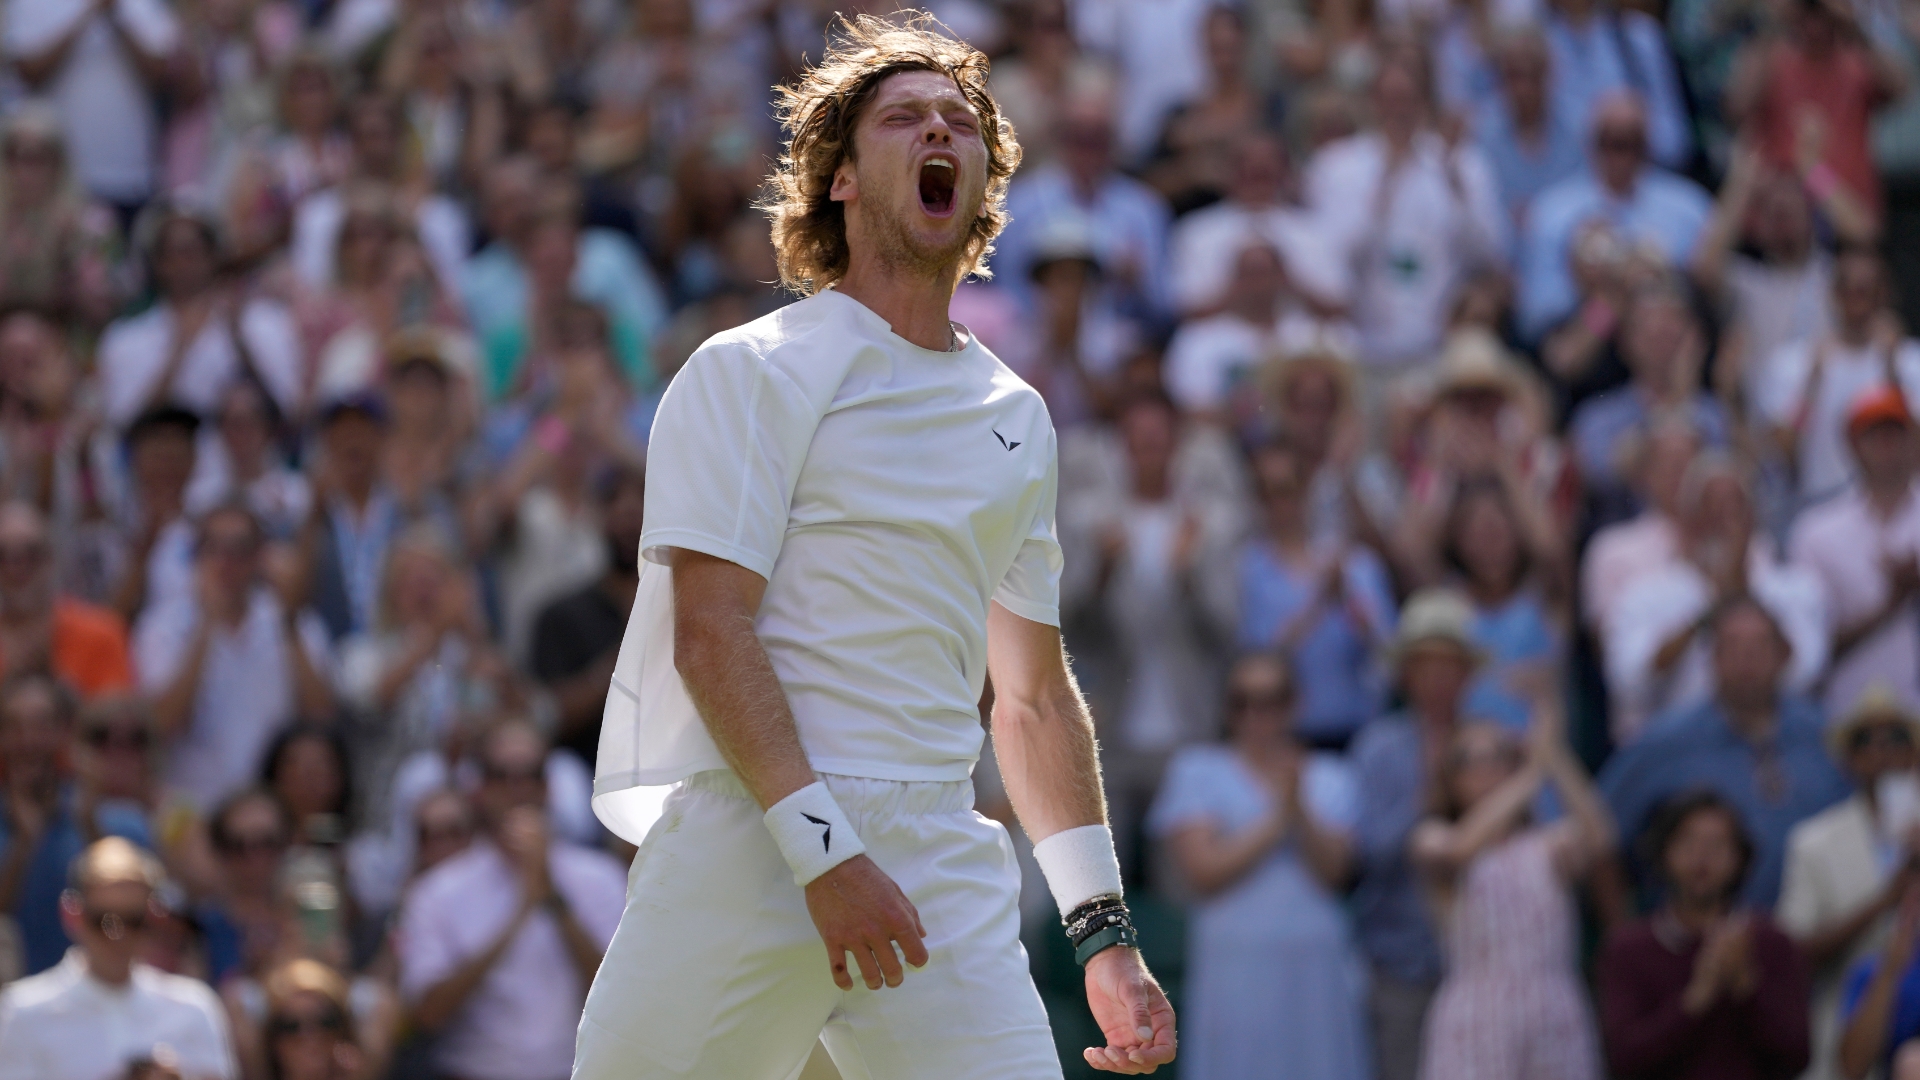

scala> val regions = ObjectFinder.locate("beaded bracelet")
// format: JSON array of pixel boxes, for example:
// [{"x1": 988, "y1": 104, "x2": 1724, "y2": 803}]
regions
[{"x1": 1063, "y1": 893, "x2": 1137, "y2": 965}]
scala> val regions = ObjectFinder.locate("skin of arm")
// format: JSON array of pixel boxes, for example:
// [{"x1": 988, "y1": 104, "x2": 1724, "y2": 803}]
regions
[
  {"x1": 1840, "y1": 893, "x2": 1920, "y2": 1079},
  {"x1": 1409, "y1": 762, "x2": 1546, "y2": 878},
  {"x1": 670, "y1": 549, "x2": 928, "y2": 993},
  {"x1": 1167, "y1": 816, "x2": 1286, "y2": 898},
  {"x1": 985, "y1": 602, "x2": 1176, "y2": 1074},
  {"x1": 1539, "y1": 734, "x2": 1618, "y2": 878}
]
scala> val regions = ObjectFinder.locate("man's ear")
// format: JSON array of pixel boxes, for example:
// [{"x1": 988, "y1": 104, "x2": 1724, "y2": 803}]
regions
[{"x1": 829, "y1": 159, "x2": 858, "y2": 204}]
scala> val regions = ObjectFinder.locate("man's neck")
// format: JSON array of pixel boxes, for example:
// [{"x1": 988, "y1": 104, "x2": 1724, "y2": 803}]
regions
[
  {"x1": 835, "y1": 255, "x2": 961, "y2": 352},
  {"x1": 1866, "y1": 476, "x2": 1916, "y2": 518},
  {"x1": 1838, "y1": 318, "x2": 1878, "y2": 347},
  {"x1": 1723, "y1": 698, "x2": 1778, "y2": 743},
  {"x1": 85, "y1": 953, "x2": 133, "y2": 986},
  {"x1": 1512, "y1": 104, "x2": 1547, "y2": 142}
]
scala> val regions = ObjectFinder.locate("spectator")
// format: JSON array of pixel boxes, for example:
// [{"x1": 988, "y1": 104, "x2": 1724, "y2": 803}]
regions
[
  {"x1": 1541, "y1": 0, "x2": 1695, "y2": 170},
  {"x1": 1726, "y1": 0, "x2": 1908, "y2": 229},
  {"x1": 1581, "y1": 413, "x2": 1700, "y2": 635},
  {"x1": 1148, "y1": 653, "x2": 1369, "y2": 1080},
  {"x1": 1163, "y1": 241, "x2": 1358, "y2": 426},
  {"x1": 394, "y1": 719, "x2": 623, "y2": 1080},
  {"x1": 2, "y1": 0, "x2": 183, "y2": 214},
  {"x1": 0, "y1": 106, "x2": 119, "y2": 327},
  {"x1": 1518, "y1": 95, "x2": 1713, "y2": 344},
  {"x1": 1838, "y1": 885, "x2": 1920, "y2": 1080},
  {"x1": 0, "y1": 312, "x2": 113, "y2": 597},
  {"x1": 187, "y1": 380, "x2": 312, "y2": 542},
  {"x1": 0, "y1": 838, "x2": 237, "y2": 1080},
  {"x1": 1756, "y1": 248, "x2": 1920, "y2": 508},
  {"x1": 219, "y1": 51, "x2": 352, "y2": 271},
  {"x1": 261, "y1": 726, "x2": 351, "y2": 849},
  {"x1": 1235, "y1": 440, "x2": 1395, "y2": 748},
  {"x1": 251, "y1": 959, "x2": 369, "y2": 1080},
  {"x1": 530, "y1": 463, "x2": 644, "y2": 765},
  {"x1": 997, "y1": 90, "x2": 1173, "y2": 318},
  {"x1": 1566, "y1": 280, "x2": 1732, "y2": 520},
  {"x1": 1471, "y1": 29, "x2": 1588, "y2": 233},
  {"x1": 1304, "y1": 50, "x2": 1508, "y2": 373},
  {"x1": 98, "y1": 204, "x2": 304, "y2": 431},
  {"x1": 1790, "y1": 385, "x2": 1920, "y2": 718},
  {"x1": 1604, "y1": 456, "x2": 1828, "y2": 741},
  {"x1": 196, "y1": 789, "x2": 293, "y2": 988},
  {"x1": 1142, "y1": 7, "x2": 1271, "y2": 216},
  {"x1": 1168, "y1": 132, "x2": 1346, "y2": 318},
  {"x1": 136, "y1": 502, "x2": 335, "y2": 812},
  {"x1": 1435, "y1": 475, "x2": 1570, "y2": 730},
  {"x1": 0, "y1": 501, "x2": 134, "y2": 695},
  {"x1": 1690, "y1": 153, "x2": 1848, "y2": 422},
  {"x1": 1601, "y1": 596, "x2": 1851, "y2": 908},
  {"x1": 1351, "y1": 589, "x2": 1485, "y2": 1080},
  {"x1": 462, "y1": 182, "x2": 667, "y2": 403},
  {"x1": 408, "y1": 789, "x2": 473, "y2": 880},
  {"x1": 299, "y1": 395, "x2": 397, "y2": 641},
  {"x1": 1779, "y1": 690, "x2": 1920, "y2": 1080},
  {"x1": 987, "y1": 0, "x2": 1114, "y2": 174},
  {"x1": 998, "y1": 218, "x2": 1143, "y2": 429},
  {"x1": 1410, "y1": 699, "x2": 1615, "y2": 1080},
  {"x1": 0, "y1": 671, "x2": 151, "y2": 974},
  {"x1": 1598, "y1": 791, "x2": 1813, "y2": 1080},
  {"x1": 289, "y1": 92, "x2": 470, "y2": 300},
  {"x1": 113, "y1": 406, "x2": 202, "y2": 623},
  {"x1": 1070, "y1": 0, "x2": 1217, "y2": 164}
]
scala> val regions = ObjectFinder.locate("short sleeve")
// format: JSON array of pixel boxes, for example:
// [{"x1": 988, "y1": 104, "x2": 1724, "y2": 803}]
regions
[
  {"x1": 992, "y1": 436, "x2": 1063, "y2": 627},
  {"x1": 640, "y1": 343, "x2": 826, "y2": 579}
]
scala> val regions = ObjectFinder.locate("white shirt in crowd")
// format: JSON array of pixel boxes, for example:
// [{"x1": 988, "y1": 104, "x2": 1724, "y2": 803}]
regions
[
  {"x1": 1163, "y1": 308, "x2": 1361, "y2": 414},
  {"x1": 1305, "y1": 130, "x2": 1509, "y2": 370},
  {"x1": 1790, "y1": 483, "x2": 1920, "y2": 718},
  {"x1": 1725, "y1": 253, "x2": 1833, "y2": 412},
  {"x1": 134, "y1": 586, "x2": 335, "y2": 811},
  {"x1": 1602, "y1": 542, "x2": 1828, "y2": 743},
  {"x1": 595, "y1": 290, "x2": 1063, "y2": 838},
  {"x1": 1756, "y1": 335, "x2": 1920, "y2": 504},
  {"x1": 0, "y1": 949, "x2": 237, "y2": 1080},
  {"x1": 291, "y1": 187, "x2": 471, "y2": 309},
  {"x1": 396, "y1": 839, "x2": 626, "y2": 1080},
  {"x1": 97, "y1": 300, "x2": 304, "y2": 428},
  {"x1": 1778, "y1": 794, "x2": 1893, "y2": 1080},
  {"x1": 1168, "y1": 202, "x2": 1350, "y2": 315},
  {"x1": 1580, "y1": 512, "x2": 1680, "y2": 633},
  {"x1": 2, "y1": 0, "x2": 178, "y2": 204},
  {"x1": 1070, "y1": 0, "x2": 1213, "y2": 161}
]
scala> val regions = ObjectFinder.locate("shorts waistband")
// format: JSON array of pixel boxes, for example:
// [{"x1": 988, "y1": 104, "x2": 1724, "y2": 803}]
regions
[{"x1": 684, "y1": 769, "x2": 975, "y2": 816}]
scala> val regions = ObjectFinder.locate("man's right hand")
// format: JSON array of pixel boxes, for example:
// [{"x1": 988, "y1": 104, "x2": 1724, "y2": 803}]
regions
[{"x1": 803, "y1": 854, "x2": 927, "y2": 991}]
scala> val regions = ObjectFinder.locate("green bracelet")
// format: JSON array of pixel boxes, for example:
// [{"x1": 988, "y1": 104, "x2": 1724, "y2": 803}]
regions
[{"x1": 1074, "y1": 922, "x2": 1139, "y2": 966}]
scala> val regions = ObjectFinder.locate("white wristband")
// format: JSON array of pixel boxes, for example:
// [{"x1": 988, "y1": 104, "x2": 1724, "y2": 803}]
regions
[
  {"x1": 1031, "y1": 824, "x2": 1124, "y2": 917},
  {"x1": 764, "y1": 782, "x2": 866, "y2": 886}
]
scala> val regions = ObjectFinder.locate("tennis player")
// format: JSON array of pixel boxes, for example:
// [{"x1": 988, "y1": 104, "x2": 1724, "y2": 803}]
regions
[{"x1": 572, "y1": 13, "x2": 1176, "y2": 1080}]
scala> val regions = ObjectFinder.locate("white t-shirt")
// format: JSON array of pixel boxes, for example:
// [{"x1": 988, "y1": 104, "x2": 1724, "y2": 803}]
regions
[
  {"x1": 1164, "y1": 308, "x2": 1360, "y2": 414},
  {"x1": 593, "y1": 291, "x2": 1063, "y2": 841},
  {"x1": 97, "y1": 299, "x2": 304, "y2": 427},
  {"x1": 1168, "y1": 201, "x2": 1350, "y2": 315},
  {"x1": 3, "y1": 0, "x2": 179, "y2": 203},
  {"x1": 1756, "y1": 335, "x2": 1920, "y2": 504},
  {"x1": 1789, "y1": 484, "x2": 1920, "y2": 720},
  {"x1": 0, "y1": 951, "x2": 236, "y2": 1080}
]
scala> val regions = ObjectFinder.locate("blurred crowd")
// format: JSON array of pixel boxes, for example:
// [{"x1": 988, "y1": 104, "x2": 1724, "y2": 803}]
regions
[{"x1": 1, "y1": 0, "x2": 1920, "y2": 1079}]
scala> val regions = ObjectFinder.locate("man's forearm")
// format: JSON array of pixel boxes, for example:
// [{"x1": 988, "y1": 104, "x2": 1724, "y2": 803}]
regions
[
  {"x1": 987, "y1": 623, "x2": 1107, "y2": 844},
  {"x1": 672, "y1": 551, "x2": 815, "y2": 810}
]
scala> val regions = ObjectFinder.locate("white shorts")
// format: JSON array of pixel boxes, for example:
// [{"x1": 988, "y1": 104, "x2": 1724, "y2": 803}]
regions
[{"x1": 573, "y1": 771, "x2": 1064, "y2": 1080}]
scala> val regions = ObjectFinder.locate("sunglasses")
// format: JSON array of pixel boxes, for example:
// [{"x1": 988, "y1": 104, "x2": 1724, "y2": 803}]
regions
[
  {"x1": 418, "y1": 820, "x2": 471, "y2": 844},
  {"x1": 269, "y1": 1010, "x2": 345, "y2": 1038},
  {"x1": 482, "y1": 762, "x2": 544, "y2": 784},
  {"x1": 1852, "y1": 725, "x2": 1915, "y2": 752},
  {"x1": 218, "y1": 833, "x2": 288, "y2": 857},
  {"x1": 1228, "y1": 691, "x2": 1292, "y2": 712},
  {"x1": 1595, "y1": 133, "x2": 1646, "y2": 155},
  {"x1": 83, "y1": 726, "x2": 150, "y2": 751},
  {"x1": 85, "y1": 907, "x2": 148, "y2": 940}
]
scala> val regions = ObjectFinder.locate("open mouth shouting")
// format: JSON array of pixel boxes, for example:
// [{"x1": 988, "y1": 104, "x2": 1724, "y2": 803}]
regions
[{"x1": 918, "y1": 156, "x2": 957, "y2": 218}]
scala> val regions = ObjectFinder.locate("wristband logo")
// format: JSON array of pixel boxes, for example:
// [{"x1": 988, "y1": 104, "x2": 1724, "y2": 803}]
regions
[{"x1": 801, "y1": 812, "x2": 833, "y2": 852}]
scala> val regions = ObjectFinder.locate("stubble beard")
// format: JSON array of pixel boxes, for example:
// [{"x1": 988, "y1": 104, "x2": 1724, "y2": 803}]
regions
[{"x1": 858, "y1": 184, "x2": 981, "y2": 284}]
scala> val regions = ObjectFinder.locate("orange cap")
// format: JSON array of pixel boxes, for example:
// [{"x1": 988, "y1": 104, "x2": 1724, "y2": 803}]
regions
[{"x1": 1848, "y1": 384, "x2": 1912, "y2": 435}]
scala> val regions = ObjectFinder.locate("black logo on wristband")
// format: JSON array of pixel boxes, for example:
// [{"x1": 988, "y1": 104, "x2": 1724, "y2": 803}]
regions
[{"x1": 801, "y1": 812, "x2": 832, "y2": 852}]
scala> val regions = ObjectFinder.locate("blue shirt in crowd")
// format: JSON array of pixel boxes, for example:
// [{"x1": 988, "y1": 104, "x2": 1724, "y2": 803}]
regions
[
  {"x1": 1235, "y1": 543, "x2": 1397, "y2": 746},
  {"x1": 1570, "y1": 388, "x2": 1732, "y2": 494},
  {"x1": 1517, "y1": 167, "x2": 1714, "y2": 340},
  {"x1": 1461, "y1": 590, "x2": 1562, "y2": 731},
  {"x1": 1842, "y1": 950, "x2": 1920, "y2": 1076},
  {"x1": 0, "y1": 786, "x2": 153, "y2": 974},
  {"x1": 1472, "y1": 99, "x2": 1589, "y2": 234},
  {"x1": 1599, "y1": 696, "x2": 1851, "y2": 909}
]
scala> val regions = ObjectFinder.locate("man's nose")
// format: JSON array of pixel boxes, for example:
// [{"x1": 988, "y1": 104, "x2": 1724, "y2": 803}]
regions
[{"x1": 923, "y1": 122, "x2": 951, "y2": 144}]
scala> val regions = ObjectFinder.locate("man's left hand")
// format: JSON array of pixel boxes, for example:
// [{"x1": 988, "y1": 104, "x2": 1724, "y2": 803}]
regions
[{"x1": 1083, "y1": 946, "x2": 1176, "y2": 1073}]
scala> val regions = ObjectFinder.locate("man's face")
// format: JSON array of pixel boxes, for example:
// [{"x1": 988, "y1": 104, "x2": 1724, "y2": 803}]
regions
[
  {"x1": 1229, "y1": 136, "x2": 1287, "y2": 205},
  {"x1": 324, "y1": 412, "x2": 384, "y2": 486},
  {"x1": 1851, "y1": 420, "x2": 1917, "y2": 487},
  {"x1": 65, "y1": 880, "x2": 151, "y2": 963},
  {"x1": 153, "y1": 221, "x2": 216, "y2": 299},
  {"x1": 1835, "y1": 255, "x2": 1886, "y2": 325},
  {"x1": 1497, "y1": 47, "x2": 1549, "y2": 118},
  {"x1": 478, "y1": 730, "x2": 548, "y2": 823},
  {"x1": 1592, "y1": 112, "x2": 1648, "y2": 192},
  {"x1": 1402, "y1": 646, "x2": 1474, "y2": 712},
  {"x1": 832, "y1": 70, "x2": 990, "y2": 277},
  {"x1": 200, "y1": 511, "x2": 262, "y2": 598},
  {"x1": 0, "y1": 509, "x2": 52, "y2": 611},
  {"x1": 1712, "y1": 604, "x2": 1789, "y2": 707},
  {"x1": 1846, "y1": 717, "x2": 1918, "y2": 787},
  {"x1": 131, "y1": 429, "x2": 197, "y2": 505},
  {"x1": 0, "y1": 682, "x2": 64, "y2": 775}
]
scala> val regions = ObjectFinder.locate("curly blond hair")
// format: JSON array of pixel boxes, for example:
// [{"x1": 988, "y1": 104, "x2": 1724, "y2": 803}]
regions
[{"x1": 763, "y1": 12, "x2": 1021, "y2": 295}]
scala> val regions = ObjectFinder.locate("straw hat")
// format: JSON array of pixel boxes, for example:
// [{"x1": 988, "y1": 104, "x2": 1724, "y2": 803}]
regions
[
  {"x1": 1826, "y1": 684, "x2": 1920, "y2": 761},
  {"x1": 1388, "y1": 588, "x2": 1488, "y2": 673},
  {"x1": 1429, "y1": 327, "x2": 1530, "y2": 400}
]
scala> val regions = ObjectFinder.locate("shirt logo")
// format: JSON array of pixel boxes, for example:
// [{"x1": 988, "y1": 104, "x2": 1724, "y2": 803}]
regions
[
  {"x1": 993, "y1": 429, "x2": 1022, "y2": 451},
  {"x1": 801, "y1": 812, "x2": 832, "y2": 852}
]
